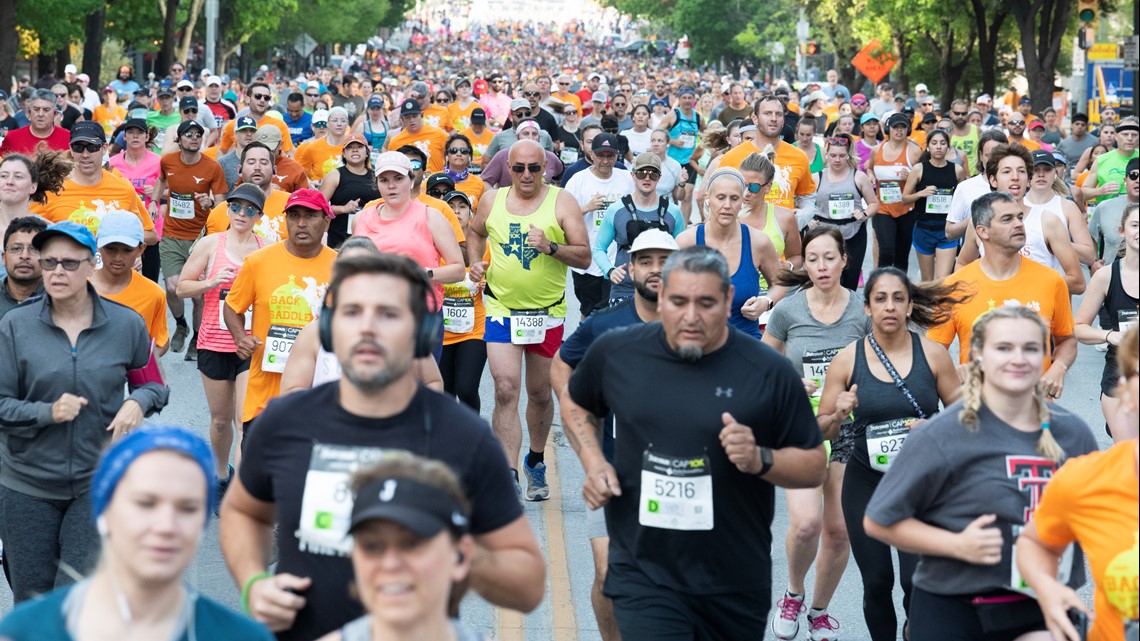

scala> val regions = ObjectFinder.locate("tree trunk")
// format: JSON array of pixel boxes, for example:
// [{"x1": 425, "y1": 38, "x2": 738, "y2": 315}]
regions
[
  {"x1": 969, "y1": 0, "x2": 1009, "y2": 97},
  {"x1": 176, "y1": 0, "x2": 206, "y2": 64},
  {"x1": 55, "y1": 49, "x2": 70, "y2": 80},
  {"x1": 1010, "y1": 0, "x2": 1071, "y2": 113},
  {"x1": 83, "y1": 5, "x2": 108, "y2": 84},
  {"x1": 891, "y1": 30, "x2": 913, "y2": 94},
  {"x1": 0, "y1": 0, "x2": 17, "y2": 92},
  {"x1": 927, "y1": 20, "x2": 976, "y2": 108},
  {"x1": 158, "y1": 0, "x2": 181, "y2": 76}
]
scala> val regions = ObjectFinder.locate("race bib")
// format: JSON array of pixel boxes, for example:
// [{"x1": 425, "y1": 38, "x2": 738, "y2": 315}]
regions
[
  {"x1": 880, "y1": 182, "x2": 902, "y2": 204},
  {"x1": 510, "y1": 310, "x2": 550, "y2": 345},
  {"x1": 261, "y1": 324, "x2": 301, "y2": 373},
  {"x1": 866, "y1": 418, "x2": 915, "y2": 472},
  {"x1": 297, "y1": 443, "x2": 388, "y2": 556},
  {"x1": 678, "y1": 133, "x2": 696, "y2": 148},
  {"x1": 802, "y1": 347, "x2": 841, "y2": 398},
  {"x1": 370, "y1": 148, "x2": 383, "y2": 169},
  {"x1": 1119, "y1": 309, "x2": 1138, "y2": 335},
  {"x1": 443, "y1": 297, "x2": 475, "y2": 334},
  {"x1": 170, "y1": 192, "x2": 196, "y2": 219},
  {"x1": 559, "y1": 147, "x2": 579, "y2": 165},
  {"x1": 828, "y1": 193, "x2": 856, "y2": 220},
  {"x1": 926, "y1": 188, "x2": 953, "y2": 214},
  {"x1": 638, "y1": 449, "x2": 713, "y2": 531},
  {"x1": 218, "y1": 288, "x2": 252, "y2": 331}
]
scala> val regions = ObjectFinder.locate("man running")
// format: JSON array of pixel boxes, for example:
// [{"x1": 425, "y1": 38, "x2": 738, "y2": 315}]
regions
[
  {"x1": 218, "y1": 82, "x2": 293, "y2": 155},
  {"x1": 0, "y1": 216, "x2": 46, "y2": 319},
  {"x1": 385, "y1": 99, "x2": 448, "y2": 173},
  {"x1": 0, "y1": 89, "x2": 69, "y2": 155},
  {"x1": 656, "y1": 86, "x2": 704, "y2": 223}
]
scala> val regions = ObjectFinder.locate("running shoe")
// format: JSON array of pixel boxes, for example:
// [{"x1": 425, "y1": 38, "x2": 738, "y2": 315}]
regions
[
  {"x1": 808, "y1": 612, "x2": 840, "y2": 641},
  {"x1": 214, "y1": 465, "x2": 234, "y2": 516},
  {"x1": 170, "y1": 324, "x2": 190, "y2": 352},
  {"x1": 522, "y1": 459, "x2": 550, "y2": 501},
  {"x1": 772, "y1": 592, "x2": 806, "y2": 640},
  {"x1": 185, "y1": 343, "x2": 198, "y2": 361}
]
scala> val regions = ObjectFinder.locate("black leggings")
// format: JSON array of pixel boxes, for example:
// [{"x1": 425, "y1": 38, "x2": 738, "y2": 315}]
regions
[
  {"x1": 440, "y1": 339, "x2": 487, "y2": 412},
  {"x1": 872, "y1": 209, "x2": 917, "y2": 274},
  {"x1": 841, "y1": 223, "x2": 869, "y2": 290},
  {"x1": 842, "y1": 458, "x2": 919, "y2": 641}
]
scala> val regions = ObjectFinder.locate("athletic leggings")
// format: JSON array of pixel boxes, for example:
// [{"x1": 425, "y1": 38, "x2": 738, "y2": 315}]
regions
[
  {"x1": 0, "y1": 486, "x2": 99, "y2": 603},
  {"x1": 872, "y1": 209, "x2": 917, "y2": 274},
  {"x1": 142, "y1": 242, "x2": 161, "y2": 282},
  {"x1": 841, "y1": 223, "x2": 869, "y2": 290},
  {"x1": 842, "y1": 458, "x2": 918, "y2": 641},
  {"x1": 440, "y1": 338, "x2": 487, "y2": 412}
]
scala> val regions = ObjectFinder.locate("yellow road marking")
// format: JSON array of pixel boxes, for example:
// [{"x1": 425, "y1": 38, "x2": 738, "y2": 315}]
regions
[{"x1": 544, "y1": 439, "x2": 578, "y2": 640}]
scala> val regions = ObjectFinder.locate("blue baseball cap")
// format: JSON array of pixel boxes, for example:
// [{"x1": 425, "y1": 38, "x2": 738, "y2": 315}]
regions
[
  {"x1": 235, "y1": 115, "x2": 258, "y2": 131},
  {"x1": 96, "y1": 210, "x2": 144, "y2": 248},
  {"x1": 33, "y1": 221, "x2": 98, "y2": 256},
  {"x1": 860, "y1": 113, "x2": 880, "y2": 125}
]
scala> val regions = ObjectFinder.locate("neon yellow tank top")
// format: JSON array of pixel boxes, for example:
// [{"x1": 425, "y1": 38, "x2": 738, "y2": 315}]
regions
[
  {"x1": 484, "y1": 186, "x2": 568, "y2": 318},
  {"x1": 754, "y1": 203, "x2": 784, "y2": 291}
]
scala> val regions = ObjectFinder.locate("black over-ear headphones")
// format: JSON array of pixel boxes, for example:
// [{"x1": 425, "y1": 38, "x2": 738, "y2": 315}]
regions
[{"x1": 318, "y1": 271, "x2": 442, "y2": 359}]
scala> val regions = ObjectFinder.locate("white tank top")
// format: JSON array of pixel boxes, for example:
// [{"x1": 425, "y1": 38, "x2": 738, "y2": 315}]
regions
[
  {"x1": 312, "y1": 347, "x2": 342, "y2": 387},
  {"x1": 1022, "y1": 194, "x2": 1068, "y2": 274}
]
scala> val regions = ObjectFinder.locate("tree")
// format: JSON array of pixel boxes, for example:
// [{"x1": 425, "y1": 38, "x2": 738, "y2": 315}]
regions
[
  {"x1": 923, "y1": 15, "x2": 976, "y2": 107},
  {"x1": 1008, "y1": 0, "x2": 1070, "y2": 112},
  {"x1": 1, "y1": 0, "x2": 17, "y2": 88},
  {"x1": 969, "y1": 0, "x2": 1011, "y2": 97}
]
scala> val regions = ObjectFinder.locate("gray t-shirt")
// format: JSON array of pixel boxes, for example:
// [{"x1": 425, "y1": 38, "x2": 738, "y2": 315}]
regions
[
  {"x1": 1089, "y1": 194, "x2": 1131, "y2": 260},
  {"x1": 1056, "y1": 133, "x2": 1097, "y2": 168},
  {"x1": 764, "y1": 288, "x2": 868, "y2": 376},
  {"x1": 866, "y1": 400, "x2": 1097, "y2": 596}
]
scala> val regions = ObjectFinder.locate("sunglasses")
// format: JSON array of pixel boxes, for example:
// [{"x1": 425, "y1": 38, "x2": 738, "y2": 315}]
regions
[
  {"x1": 52, "y1": 92, "x2": 67, "y2": 99},
  {"x1": 510, "y1": 163, "x2": 542, "y2": 175},
  {"x1": 435, "y1": 96, "x2": 452, "y2": 103},
  {"x1": 305, "y1": 93, "x2": 319, "y2": 98},
  {"x1": 826, "y1": 137, "x2": 849, "y2": 147},
  {"x1": 409, "y1": 159, "x2": 424, "y2": 170},
  {"x1": 228, "y1": 201, "x2": 262, "y2": 217},
  {"x1": 634, "y1": 169, "x2": 661, "y2": 180},
  {"x1": 852, "y1": 100, "x2": 868, "y2": 106},
  {"x1": 1129, "y1": 171, "x2": 1140, "y2": 181},
  {"x1": 746, "y1": 181, "x2": 770, "y2": 194},
  {"x1": 313, "y1": 121, "x2": 328, "y2": 127},
  {"x1": 447, "y1": 147, "x2": 471, "y2": 155},
  {"x1": 181, "y1": 131, "x2": 204, "y2": 139},
  {"x1": 613, "y1": 102, "x2": 627, "y2": 108},
  {"x1": 563, "y1": 110, "x2": 577, "y2": 116},
  {"x1": 428, "y1": 188, "x2": 450, "y2": 197},
  {"x1": 252, "y1": 93, "x2": 271, "y2": 101},
  {"x1": 523, "y1": 91, "x2": 540, "y2": 98},
  {"x1": 183, "y1": 108, "x2": 198, "y2": 114},
  {"x1": 39, "y1": 257, "x2": 89, "y2": 272},
  {"x1": 70, "y1": 142, "x2": 103, "y2": 153},
  {"x1": 178, "y1": 87, "x2": 194, "y2": 92},
  {"x1": 1009, "y1": 120, "x2": 1025, "y2": 126}
]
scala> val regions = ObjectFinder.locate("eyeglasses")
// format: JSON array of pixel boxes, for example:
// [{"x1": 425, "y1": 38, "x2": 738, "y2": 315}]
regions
[
  {"x1": 228, "y1": 201, "x2": 262, "y2": 217},
  {"x1": 512, "y1": 110, "x2": 530, "y2": 118},
  {"x1": 70, "y1": 142, "x2": 103, "y2": 154},
  {"x1": 252, "y1": 93, "x2": 271, "y2": 101},
  {"x1": 4, "y1": 243, "x2": 38, "y2": 256},
  {"x1": 39, "y1": 257, "x2": 89, "y2": 271},
  {"x1": 447, "y1": 147, "x2": 471, "y2": 155},
  {"x1": 523, "y1": 91, "x2": 540, "y2": 98},
  {"x1": 1129, "y1": 170, "x2": 1140, "y2": 181},
  {"x1": 826, "y1": 137, "x2": 849, "y2": 147},
  {"x1": 634, "y1": 169, "x2": 661, "y2": 180},
  {"x1": 181, "y1": 131, "x2": 203, "y2": 139},
  {"x1": 510, "y1": 163, "x2": 543, "y2": 175},
  {"x1": 746, "y1": 181, "x2": 770, "y2": 194}
]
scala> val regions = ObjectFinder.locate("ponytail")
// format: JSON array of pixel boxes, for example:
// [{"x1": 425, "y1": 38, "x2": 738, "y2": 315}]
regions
[{"x1": 1035, "y1": 382, "x2": 1064, "y2": 462}]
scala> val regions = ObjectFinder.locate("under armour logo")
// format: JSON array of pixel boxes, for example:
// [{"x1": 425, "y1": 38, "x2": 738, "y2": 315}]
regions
[
  {"x1": 378, "y1": 479, "x2": 398, "y2": 502},
  {"x1": 715, "y1": 387, "x2": 733, "y2": 398},
  {"x1": 192, "y1": 176, "x2": 205, "y2": 184}
]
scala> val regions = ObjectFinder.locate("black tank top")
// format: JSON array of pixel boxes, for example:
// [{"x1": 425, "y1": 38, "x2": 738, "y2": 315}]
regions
[
  {"x1": 327, "y1": 166, "x2": 381, "y2": 249},
  {"x1": 849, "y1": 331, "x2": 941, "y2": 472},
  {"x1": 915, "y1": 160, "x2": 958, "y2": 228},
  {"x1": 1098, "y1": 258, "x2": 1139, "y2": 369}
]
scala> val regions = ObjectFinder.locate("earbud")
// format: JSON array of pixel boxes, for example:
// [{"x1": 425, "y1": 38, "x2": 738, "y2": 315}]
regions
[
  {"x1": 96, "y1": 516, "x2": 109, "y2": 538},
  {"x1": 456, "y1": 551, "x2": 465, "y2": 564}
]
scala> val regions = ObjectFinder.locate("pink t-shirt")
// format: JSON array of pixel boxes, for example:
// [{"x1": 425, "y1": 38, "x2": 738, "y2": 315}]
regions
[
  {"x1": 353, "y1": 199, "x2": 443, "y2": 310},
  {"x1": 109, "y1": 151, "x2": 164, "y2": 236}
]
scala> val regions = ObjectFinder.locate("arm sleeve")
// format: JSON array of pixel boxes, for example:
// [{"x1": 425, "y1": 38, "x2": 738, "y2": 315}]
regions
[
  {"x1": 864, "y1": 426, "x2": 952, "y2": 526},
  {"x1": 592, "y1": 204, "x2": 620, "y2": 273},
  {"x1": 567, "y1": 335, "x2": 611, "y2": 418}
]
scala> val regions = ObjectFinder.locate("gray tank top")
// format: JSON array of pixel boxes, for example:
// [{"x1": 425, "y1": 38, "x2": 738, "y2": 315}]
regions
[
  {"x1": 848, "y1": 331, "x2": 940, "y2": 472},
  {"x1": 341, "y1": 616, "x2": 485, "y2": 641},
  {"x1": 813, "y1": 167, "x2": 864, "y2": 240}
]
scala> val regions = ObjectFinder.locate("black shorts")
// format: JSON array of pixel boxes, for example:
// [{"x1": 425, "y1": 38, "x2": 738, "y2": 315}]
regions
[
  {"x1": 572, "y1": 272, "x2": 611, "y2": 318},
  {"x1": 684, "y1": 164, "x2": 698, "y2": 185},
  {"x1": 1101, "y1": 356, "x2": 1120, "y2": 397},
  {"x1": 605, "y1": 562, "x2": 770, "y2": 641},
  {"x1": 196, "y1": 348, "x2": 251, "y2": 381}
]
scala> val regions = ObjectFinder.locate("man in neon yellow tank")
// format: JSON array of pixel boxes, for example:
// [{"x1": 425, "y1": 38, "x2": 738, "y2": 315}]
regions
[
  {"x1": 467, "y1": 139, "x2": 592, "y2": 500},
  {"x1": 1082, "y1": 117, "x2": 1139, "y2": 206},
  {"x1": 948, "y1": 98, "x2": 979, "y2": 177}
]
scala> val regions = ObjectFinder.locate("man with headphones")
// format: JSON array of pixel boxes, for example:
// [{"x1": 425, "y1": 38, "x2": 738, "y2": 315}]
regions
[
  {"x1": 222, "y1": 188, "x2": 339, "y2": 438},
  {"x1": 220, "y1": 251, "x2": 545, "y2": 641}
]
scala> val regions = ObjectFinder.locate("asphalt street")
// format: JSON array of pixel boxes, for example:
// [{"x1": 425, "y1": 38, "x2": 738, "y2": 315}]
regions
[{"x1": 0, "y1": 251, "x2": 1113, "y2": 640}]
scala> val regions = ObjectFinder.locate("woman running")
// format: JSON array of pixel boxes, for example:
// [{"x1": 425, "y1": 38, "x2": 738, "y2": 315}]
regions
[
  {"x1": 902, "y1": 129, "x2": 966, "y2": 281},
  {"x1": 811, "y1": 134, "x2": 880, "y2": 289}
]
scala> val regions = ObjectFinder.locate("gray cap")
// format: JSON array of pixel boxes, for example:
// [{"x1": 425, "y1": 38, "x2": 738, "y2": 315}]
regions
[{"x1": 227, "y1": 183, "x2": 266, "y2": 211}]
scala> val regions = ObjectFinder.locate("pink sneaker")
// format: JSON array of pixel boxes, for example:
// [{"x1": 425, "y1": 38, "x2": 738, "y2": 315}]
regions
[
  {"x1": 808, "y1": 612, "x2": 840, "y2": 641},
  {"x1": 771, "y1": 593, "x2": 806, "y2": 639}
]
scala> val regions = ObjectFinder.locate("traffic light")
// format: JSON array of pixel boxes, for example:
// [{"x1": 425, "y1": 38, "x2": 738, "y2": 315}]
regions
[
  {"x1": 800, "y1": 41, "x2": 820, "y2": 56},
  {"x1": 1077, "y1": 0, "x2": 1098, "y2": 25}
]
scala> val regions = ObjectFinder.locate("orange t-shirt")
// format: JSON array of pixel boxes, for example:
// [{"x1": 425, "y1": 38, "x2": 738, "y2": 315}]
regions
[
  {"x1": 159, "y1": 153, "x2": 228, "y2": 240},
  {"x1": 461, "y1": 126, "x2": 495, "y2": 168},
  {"x1": 454, "y1": 174, "x2": 486, "y2": 210},
  {"x1": 202, "y1": 146, "x2": 219, "y2": 160},
  {"x1": 387, "y1": 124, "x2": 448, "y2": 173},
  {"x1": 220, "y1": 115, "x2": 294, "y2": 154},
  {"x1": 225, "y1": 242, "x2": 338, "y2": 422},
  {"x1": 206, "y1": 187, "x2": 290, "y2": 242},
  {"x1": 422, "y1": 104, "x2": 453, "y2": 132},
  {"x1": 100, "y1": 271, "x2": 170, "y2": 349},
  {"x1": 31, "y1": 170, "x2": 155, "y2": 237},
  {"x1": 448, "y1": 101, "x2": 481, "y2": 132},
  {"x1": 442, "y1": 260, "x2": 489, "y2": 346},
  {"x1": 271, "y1": 155, "x2": 309, "y2": 192},
  {"x1": 294, "y1": 137, "x2": 345, "y2": 183},
  {"x1": 93, "y1": 104, "x2": 127, "y2": 135},
  {"x1": 928, "y1": 256, "x2": 1074, "y2": 367},
  {"x1": 872, "y1": 141, "x2": 915, "y2": 218},
  {"x1": 718, "y1": 140, "x2": 816, "y2": 210},
  {"x1": 1033, "y1": 439, "x2": 1139, "y2": 641},
  {"x1": 553, "y1": 91, "x2": 583, "y2": 114}
]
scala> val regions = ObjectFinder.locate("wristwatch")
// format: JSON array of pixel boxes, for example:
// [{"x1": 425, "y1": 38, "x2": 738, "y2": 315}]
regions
[
  {"x1": 426, "y1": 268, "x2": 434, "y2": 280},
  {"x1": 547, "y1": 241, "x2": 559, "y2": 255},
  {"x1": 756, "y1": 446, "x2": 774, "y2": 477}
]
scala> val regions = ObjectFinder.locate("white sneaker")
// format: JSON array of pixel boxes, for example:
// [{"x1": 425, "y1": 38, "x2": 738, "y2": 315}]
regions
[
  {"x1": 808, "y1": 612, "x2": 840, "y2": 641},
  {"x1": 772, "y1": 592, "x2": 806, "y2": 640}
]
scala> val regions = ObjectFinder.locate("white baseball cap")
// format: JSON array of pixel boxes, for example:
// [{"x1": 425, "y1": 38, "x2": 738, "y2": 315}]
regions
[
  {"x1": 629, "y1": 229, "x2": 680, "y2": 254},
  {"x1": 915, "y1": 83, "x2": 929, "y2": 93},
  {"x1": 206, "y1": 75, "x2": 223, "y2": 86},
  {"x1": 65, "y1": 64, "x2": 77, "y2": 74},
  {"x1": 177, "y1": 79, "x2": 194, "y2": 89}
]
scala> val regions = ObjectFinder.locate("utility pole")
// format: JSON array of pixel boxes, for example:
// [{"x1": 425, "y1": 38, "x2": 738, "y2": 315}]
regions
[{"x1": 205, "y1": 0, "x2": 218, "y2": 73}]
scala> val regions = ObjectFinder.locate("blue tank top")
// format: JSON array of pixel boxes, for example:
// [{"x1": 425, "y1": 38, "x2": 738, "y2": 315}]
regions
[
  {"x1": 697, "y1": 223, "x2": 761, "y2": 338},
  {"x1": 667, "y1": 108, "x2": 700, "y2": 165}
]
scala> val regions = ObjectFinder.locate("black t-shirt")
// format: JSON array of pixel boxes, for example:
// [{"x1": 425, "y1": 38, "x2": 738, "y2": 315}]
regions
[
  {"x1": 239, "y1": 383, "x2": 522, "y2": 641},
  {"x1": 532, "y1": 108, "x2": 560, "y2": 142},
  {"x1": 0, "y1": 116, "x2": 19, "y2": 140},
  {"x1": 568, "y1": 323, "x2": 822, "y2": 595},
  {"x1": 60, "y1": 105, "x2": 83, "y2": 130}
]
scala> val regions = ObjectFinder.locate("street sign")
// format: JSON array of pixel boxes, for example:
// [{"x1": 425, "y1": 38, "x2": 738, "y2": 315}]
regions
[
  {"x1": 295, "y1": 33, "x2": 318, "y2": 58},
  {"x1": 1087, "y1": 43, "x2": 1120, "y2": 60},
  {"x1": 852, "y1": 39, "x2": 896, "y2": 85},
  {"x1": 1124, "y1": 36, "x2": 1138, "y2": 71}
]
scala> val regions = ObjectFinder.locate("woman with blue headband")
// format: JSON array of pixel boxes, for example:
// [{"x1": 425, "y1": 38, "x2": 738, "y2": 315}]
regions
[{"x1": 0, "y1": 426, "x2": 273, "y2": 641}]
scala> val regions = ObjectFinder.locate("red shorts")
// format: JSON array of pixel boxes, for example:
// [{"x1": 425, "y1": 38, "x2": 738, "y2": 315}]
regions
[{"x1": 484, "y1": 317, "x2": 565, "y2": 358}]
